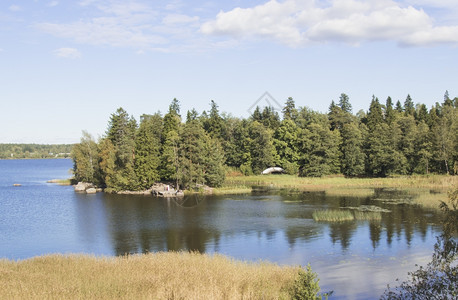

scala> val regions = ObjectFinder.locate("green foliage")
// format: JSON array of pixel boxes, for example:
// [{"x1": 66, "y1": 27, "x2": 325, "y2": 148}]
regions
[
  {"x1": 381, "y1": 188, "x2": 458, "y2": 299},
  {"x1": 134, "y1": 114, "x2": 162, "y2": 189},
  {"x1": 71, "y1": 91, "x2": 458, "y2": 192},
  {"x1": 340, "y1": 122, "x2": 365, "y2": 176},
  {"x1": 71, "y1": 131, "x2": 100, "y2": 184},
  {"x1": 289, "y1": 265, "x2": 329, "y2": 300}
]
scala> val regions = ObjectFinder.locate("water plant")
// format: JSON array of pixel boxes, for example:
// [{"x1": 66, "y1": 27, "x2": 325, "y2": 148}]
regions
[{"x1": 312, "y1": 210, "x2": 354, "y2": 222}]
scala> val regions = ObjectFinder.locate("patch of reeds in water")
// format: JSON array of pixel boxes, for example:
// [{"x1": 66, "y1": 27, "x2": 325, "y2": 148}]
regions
[
  {"x1": 312, "y1": 210, "x2": 354, "y2": 222},
  {"x1": 0, "y1": 252, "x2": 313, "y2": 300},
  {"x1": 313, "y1": 209, "x2": 383, "y2": 222}
]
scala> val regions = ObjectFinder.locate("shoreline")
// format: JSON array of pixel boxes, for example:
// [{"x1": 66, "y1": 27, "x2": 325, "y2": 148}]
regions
[{"x1": 70, "y1": 174, "x2": 457, "y2": 197}]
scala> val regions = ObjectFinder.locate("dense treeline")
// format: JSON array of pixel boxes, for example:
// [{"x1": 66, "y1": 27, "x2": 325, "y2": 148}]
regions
[
  {"x1": 72, "y1": 92, "x2": 458, "y2": 191},
  {"x1": 0, "y1": 144, "x2": 73, "y2": 159}
]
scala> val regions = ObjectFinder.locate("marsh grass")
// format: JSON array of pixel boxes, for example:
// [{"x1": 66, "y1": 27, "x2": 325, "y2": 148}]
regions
[
  {"x1": 0, "y1": 252, "x2": 311, "y2": 300},
  {"x1": 354, "y1": 211, "x2": 382, "y2": 221},
  {"x1": 312, "y1": 210, "x2": 354, "y2": 222},
  {"x1": 313, "y1": 209, "x2": 383, "y2": 222},
  {"x1": 213, "y1": 185, "x2": 253, "y2": 195},
  {"x1": 224, "y1": 175, "x2": 456, "y2": 191}
]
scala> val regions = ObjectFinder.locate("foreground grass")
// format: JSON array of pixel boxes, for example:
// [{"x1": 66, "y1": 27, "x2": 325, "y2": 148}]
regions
[{"x1": 0, "y1": 252, "x2": 320, "y2": 300}]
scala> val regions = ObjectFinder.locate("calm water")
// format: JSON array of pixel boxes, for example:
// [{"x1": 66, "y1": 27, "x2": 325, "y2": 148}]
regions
[{"x1": 0, "y1": 159, "x2": 444, "y2": 299}]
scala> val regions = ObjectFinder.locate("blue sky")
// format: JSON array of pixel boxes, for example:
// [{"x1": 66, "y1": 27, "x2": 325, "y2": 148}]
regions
[{"x1": 1, "y1": 0, "x2": 458, "y2": 144}]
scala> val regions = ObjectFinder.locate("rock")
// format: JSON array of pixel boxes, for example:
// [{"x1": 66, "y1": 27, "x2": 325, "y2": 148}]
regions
[
  {"x1": 86, "y1": 188, "x2": 97, "y2": 194},
  {"x1": 74, "y1": 182, "x2": 94, "y2": 192}
]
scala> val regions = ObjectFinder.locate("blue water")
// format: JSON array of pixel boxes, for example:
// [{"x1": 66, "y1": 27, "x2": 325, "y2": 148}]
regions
[{"x1": 0, "y1": 159, "x2": 443, "y2": 299}]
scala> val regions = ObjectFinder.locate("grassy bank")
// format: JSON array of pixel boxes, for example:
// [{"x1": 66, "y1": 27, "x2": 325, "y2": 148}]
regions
[
  {"x1": 223, "y1": 174, "x2": 457, "y2": 191},
  {"x1": 0, "y1": 252, "x2": 321, "y2": 300},
  {"x1": 217, "y1": 174, "x2": 457, "y2": 208}
]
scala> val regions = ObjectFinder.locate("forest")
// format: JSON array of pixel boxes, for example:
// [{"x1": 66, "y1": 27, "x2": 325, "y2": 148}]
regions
[
  {"x1": 72, "y1": 92, "x2": 458, "y2": 192},
  {"x1": 0, "y1": 144, "x2": 73, "y2": 159}
]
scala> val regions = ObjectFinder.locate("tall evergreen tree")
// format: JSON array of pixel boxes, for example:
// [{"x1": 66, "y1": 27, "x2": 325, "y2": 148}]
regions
[
  {"x1": 105, "y1": 107, "x2": 138, "y2": 191},
  {"x1": 384, "y1": 97, "x2": 396, "y2": 125},
  {"x1": 338, "y1": 93, "x2": 352, "y2": 113},
  {"x1": 367, "y1": 96, "x2": 384, "y2": 131},
  {"x1": 203, "y1": 100, "x2": 224, "y2": 139},
  {"x1": 134, "y1": 114, "x2": 162, "y2": 189},
  {"x1": 161, "y1": 100, "x2": 181, "y2": 182},
  {"x1": 282, "y1": 97, "x2": 298, "y2": 121},
  {"x1": 404, "y1": 94, "x2": 415, "y2": 116}
]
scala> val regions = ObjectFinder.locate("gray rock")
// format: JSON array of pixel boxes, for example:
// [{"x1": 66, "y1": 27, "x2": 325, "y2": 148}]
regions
[
  {"x1": 86, "y1": 188, "x2": 97, "y2": 194},
  {"x1": 74, "y1": 182, "x2": 94, "y2": 192}
]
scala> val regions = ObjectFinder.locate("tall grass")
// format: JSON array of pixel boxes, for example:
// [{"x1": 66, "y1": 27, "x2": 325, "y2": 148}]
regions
[
  {"x1": 312, "y1": 209, "x2": 383, "y2": 222},
  {"x1": 312, "y1": 210, "x2": 354, "y2": 222},
  {"x1": 224, "y1": 174, "x2": 457, "y2": 191},
  {"x1": 0, "y1": 252, "x2": 322, "y2": 300}
]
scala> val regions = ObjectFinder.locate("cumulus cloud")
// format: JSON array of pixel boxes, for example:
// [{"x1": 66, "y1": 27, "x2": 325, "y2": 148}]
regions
[
  {"x1": 53, "y1": 47, "x2": 82, "y2": 59},
  {"x1": 201, "y1": 0, "x2": 458, "y2": 47}
]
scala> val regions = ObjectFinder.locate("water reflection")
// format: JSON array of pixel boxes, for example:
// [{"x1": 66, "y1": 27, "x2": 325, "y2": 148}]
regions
[{"x1": 73, "y1": 189, "x2": 444, "y2": 258}]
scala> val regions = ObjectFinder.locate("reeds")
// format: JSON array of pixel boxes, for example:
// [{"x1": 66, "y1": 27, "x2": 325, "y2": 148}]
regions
[
  {"x1": 224, "y1": 174, "x2": 457, "y2": 191},
  {"x1": 312, "y1": 210, "x2": 354, "y2": 222},
  {"x1": 312, "y1": 209, "x2": 383, "y2": 222},
  {"x1": 0, "y1": 252, "x2": 308, "y2": 300}
]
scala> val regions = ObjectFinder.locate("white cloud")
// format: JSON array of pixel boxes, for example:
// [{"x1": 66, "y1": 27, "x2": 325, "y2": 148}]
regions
[
  {"x1": 201, "y1": 0, "x2": 458, "y2": 47},
  {"x1": 47, "y1": 1, "x2": 59, "y2": 7},
  {"x1": 35, "y1": 0, "x2": 200, "y2": 51},
  {"x1": 9, "y1": 5, "x2": 22, "y2": 12},
  {"x1": 53, "y1": 47, "x2": 82, "y2": 59}
]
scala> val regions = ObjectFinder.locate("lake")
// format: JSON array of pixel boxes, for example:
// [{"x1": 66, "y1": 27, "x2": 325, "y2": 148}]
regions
[{"x1": 0, "y1": 159, "x2": 444, "y2": 299}]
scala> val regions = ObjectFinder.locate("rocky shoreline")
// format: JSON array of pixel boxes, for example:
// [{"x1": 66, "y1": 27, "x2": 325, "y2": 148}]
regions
[{"x1": 73, "y1": 182, "x2": 184, "y2": 197}]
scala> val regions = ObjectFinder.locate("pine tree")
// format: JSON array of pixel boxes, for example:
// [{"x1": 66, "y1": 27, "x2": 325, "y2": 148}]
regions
[
  {"x1": 105, "y1": 107, "x2": 138, "y2": 191},
  {"x1": 161, "y1": 100, "x2": 182, "y2": 182},
  {"x1": 338, "y1": 93, "x2": 352, "y2": 113},
  {"x1": 404, "y1": 94, "x2": 415, "y2": 116},
  {"x1": 134, "y1": 114, "x2": 162, "y2": 189},
  {"x1": 282, "y1": 97, "x2": 298, "y2": 121}
]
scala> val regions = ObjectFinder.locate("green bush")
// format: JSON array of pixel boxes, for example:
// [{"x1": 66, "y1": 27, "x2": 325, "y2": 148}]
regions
[{"x1": 289, "y1": 265, "x2": 330, "y2": 300}]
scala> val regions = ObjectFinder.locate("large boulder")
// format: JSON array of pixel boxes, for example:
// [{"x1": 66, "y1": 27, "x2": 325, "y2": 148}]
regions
[
  {"x1": 74, "y1": 182, "x2": 94, "y2": 192},
  {"x1": 86, "y1": 188, "x2": 97, "y2": 194}
]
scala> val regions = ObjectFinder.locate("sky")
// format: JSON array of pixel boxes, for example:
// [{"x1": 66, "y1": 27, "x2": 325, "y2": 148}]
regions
[{"x1": 1, "y1": 0, "x2": 458, "y2": 144}]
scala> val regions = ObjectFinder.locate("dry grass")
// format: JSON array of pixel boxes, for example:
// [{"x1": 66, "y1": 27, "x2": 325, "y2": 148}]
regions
[
  {"x1": 0, "y1": 252, "x2": 303, "y2": 300},
  {"x1": 224, "y1": 174, "x2": 457, "y2": 191}
]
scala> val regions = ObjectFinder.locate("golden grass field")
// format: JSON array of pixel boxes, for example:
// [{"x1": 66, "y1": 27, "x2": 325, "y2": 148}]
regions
[{"x1": 0, "y1": 252, "x2": 310, "y2": 300}]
